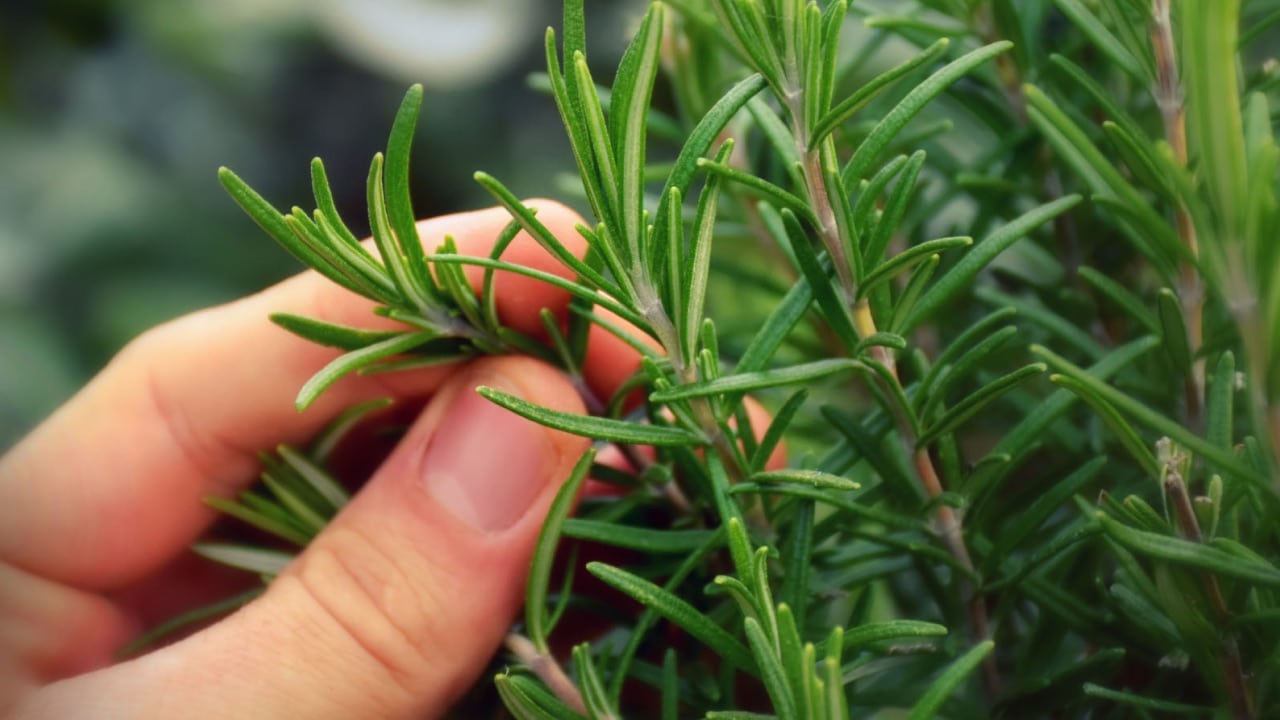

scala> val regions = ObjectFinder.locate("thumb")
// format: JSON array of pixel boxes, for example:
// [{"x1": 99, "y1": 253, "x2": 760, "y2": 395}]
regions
[{"x1": 29, "y1": 356, "x2": 588, "y2": 719}]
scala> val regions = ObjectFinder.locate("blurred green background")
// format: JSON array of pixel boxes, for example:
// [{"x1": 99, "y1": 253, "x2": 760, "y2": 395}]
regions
[{"x1": 0, "y1": 0, "x2": 642, "y2": 448}]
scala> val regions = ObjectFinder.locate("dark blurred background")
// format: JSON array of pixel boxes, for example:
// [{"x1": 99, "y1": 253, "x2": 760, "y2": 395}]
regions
[{"x1": 0, "y1": 0, "x2": 644, "y2": 447}]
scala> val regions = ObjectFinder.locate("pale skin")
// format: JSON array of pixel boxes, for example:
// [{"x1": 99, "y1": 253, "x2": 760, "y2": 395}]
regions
[{"x1": 0, "y1": 201, "x2": 780, "y2": 718}]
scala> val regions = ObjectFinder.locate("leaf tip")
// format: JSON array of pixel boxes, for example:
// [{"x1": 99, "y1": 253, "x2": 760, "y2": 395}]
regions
[{"x1": 216, "y1": 166, "x2": 241, "y2": 189}]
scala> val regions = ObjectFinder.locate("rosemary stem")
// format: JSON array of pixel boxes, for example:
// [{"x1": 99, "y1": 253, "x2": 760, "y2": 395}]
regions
[
  {"x1": 1151, "y1": 0, "x2": 1206, "y2": 428},
  {"x1": 574, "y1": 373, "x2": 692, "y2": 514},
  {"x1": 505, "y1": 633, "x2": 588, "y2": 716},
  {"x1": 1164, "y1": 468, "x2": 1253, "y2": 718},
  {"x1": 791, "y1": 104, "x2": 997, "y2": 697}
]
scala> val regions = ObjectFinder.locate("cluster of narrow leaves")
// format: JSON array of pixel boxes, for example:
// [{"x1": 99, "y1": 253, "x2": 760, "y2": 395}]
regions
[
  {"x1": 218, "y1": 86, "x2": 557, "y2": 412},
  {"x1": 198, "y1": 0, "x2": 1280, "y2": 717}
]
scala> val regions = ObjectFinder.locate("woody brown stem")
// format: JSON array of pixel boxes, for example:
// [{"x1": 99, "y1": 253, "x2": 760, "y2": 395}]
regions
[
  {"x1": 505, "y1": 633, "x2": 588, "y2": 716},
  {"x1": 791, "y1": 101, "x2": 997, "y2": 696},
  {"x1": 1152, "y1": 0, "x2": 1206, "y2": 429},
  {"x1": 1163, "y1": 451, "x2": 1253, "y2": 719}
]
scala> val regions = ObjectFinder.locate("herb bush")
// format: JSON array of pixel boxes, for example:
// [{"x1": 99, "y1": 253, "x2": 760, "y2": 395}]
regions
[{"x1": 185, "y1": 0, "x2": 1280, "y2": 716}]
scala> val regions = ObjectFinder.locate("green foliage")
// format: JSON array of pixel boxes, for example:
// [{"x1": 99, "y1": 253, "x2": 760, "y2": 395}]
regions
[{"x1": 192, "y1": 0, "x2": 1280, "y2": 717}]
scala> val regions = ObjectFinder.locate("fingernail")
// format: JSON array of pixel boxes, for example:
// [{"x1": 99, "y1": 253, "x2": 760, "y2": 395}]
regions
[{"x1": 422, "y1": 373, "x2": 556, "y2": 532}]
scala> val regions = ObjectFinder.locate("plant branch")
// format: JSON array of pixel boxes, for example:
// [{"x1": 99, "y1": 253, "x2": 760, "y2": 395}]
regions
[
  {"x1": 505, "y1": 633, "x2": 588, "y2": 716},
  {"x1": 1160, "y1": 440, "x2": 1253, "y2": 719},
  {"x1": 788, "y1": 86, "x2": 997, "y2": 697},
  {"x1": 1151, "y1": 0, "x2": 1206, "y2": 429},
  {"x1": 574, "y1": 371, "x2": 693, "y2": 514}
]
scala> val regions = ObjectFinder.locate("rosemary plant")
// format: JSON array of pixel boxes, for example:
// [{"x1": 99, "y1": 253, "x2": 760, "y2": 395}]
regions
[{"x1": 192, "y1": 0, "x2": 1280, "y2": 717}]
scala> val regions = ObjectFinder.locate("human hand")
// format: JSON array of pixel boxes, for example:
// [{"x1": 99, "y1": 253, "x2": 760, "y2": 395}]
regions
[{"x1": 0, "y1": 201, "x2": 640, "y2": 718}]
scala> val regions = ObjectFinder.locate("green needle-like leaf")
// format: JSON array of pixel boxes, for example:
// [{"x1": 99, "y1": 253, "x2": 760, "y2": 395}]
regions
[
  {"x1": 684, "y1": 142, "x2": 732, "y2": 362},
  {"x1": 660, "y1": 650, "x2": 678, "y2": 720},
  {"x1": 750, "y1": 469, "x2": 860, "y2": 491},
  {"x1": 610, "y1": 2, "x2": 663, "y2": 259},
  {"x1": 651, "y1": 73, "x2": 767, "y2": 261},
  {"x1": 192, "y1": 543, "x2": 294, "y2": 576},
  {"x1": 429, "y1": 253, "x2": 648, "y2": 333},
  {"x1": 1081, "y1": 684, "x2": 1212, "y2": 714},
  {"x1": 220, "y1": 167, "x2": 379, "y2": 301},
  {"x1": 277, "y1": 445, "x2": 349, "y2": 511},
  {"x1": 473, "y1": 172, "x2": 619, "y2": 297},
  {"x1": 1048, "y1": 54, "x2": 1149, "y2": 147},
  {"x1": 1101, "y1": 122, "x2": 1176, "y2": 201},
  {"x1": 974, "y1": 287, "x2": 1107, "y2": 361},
  {"x1": 367, "y1": 154, "x2": 434, "y2": 314},
  {"x1": 270, "y1": 313, "x2": 402, "y2": 351},
  {"x1": 562, "y1": 519, "x2": 716, "y2": 553},
  {"x1": 698, "y1": 158, "x2": 817, "y2": 226},
  {"x1": 480, "y1": 386, "x2": 703, "y2": 446},
  {"x1": 1034, "y1": 344, "x2": 1266, "y2": 486},
  {"x1": 383, "y1": 84, "x2": 434, "y2": 297},
  {"x1": 259, "y1": 470, "x2": 327, "y2": 535},
  {"x1": 736, "y1": 279, "x2": 815, "y2": 374},
  {"x1": 296, "y1": 330, "x2": 438, "y2": 410},
  {"x1": 838, "y1": 620, "x2": 948, "y2": 652},
  {"x1": 1050, "y1": 0, "x2": 1146, "y2": 81},
  {"x1": 782, "y1": 210, "x2": 860, "y2": 350},
  {"x1": 843, "y1": 41, "x2": 1012, "y2": 185},
  {"x1": 919, "y1": 326, "x2": 1017, "y2": 417},
  {"x1": 985, "y1": 458, "x2": 1105, "y2": 574},
  {"x1": 1206, "y1": 351, "x2": 1236, "y2": 450},
  {"x1": 782, "y1": 503, "x2": 814, "y2": 629},
  {"x1": 1156, "y1": 288, "x2": 1193, "y2": 374},
  {"x1": 526, "y1": 448, "x2": 595, "y2": 653},
  {"x1": 650, "y1": 359, "x2": 862, "y2": 402},
  {"x1": 908, "y1": 640, "x2": 995, "y2": 720},
  {"x1": 1098, "y1": 514, "x2": 1280, "y2": 586},
  {"x1": 744, "y1": 616, "x2": 799, "y2": 720},
  {"x1": 571, "y1": 51, "x2": 623, "y2": 239},
  {"x1": 204, "y1": 496, "x2": 312, "y2": 547},
  {"x1": 1023, "y1": 86, "x2": 1180, "y2": 276},
  {"x1": 117, "y1": 588, "x2": 265, "y2": 659},
  {"x1": 918, "y1": 363, "x2": 1046, "y2": 448},
  {"x1": 751, "y1": 389, "x2": 808, "y2": 471},
  {"x1": 1051, "y1": 374, "x2": 1159, "y2": 478},
  {"x1": 863, "y1": 150, "x2": 926, "y2": 270},
  {"x1": 905, "y1": 195, "x2": 1081, "y2": 331},
  {"x1": 860, "y1": 235, "x2": 972, "y2": 298},
  {"x1": 1183, "y1": 0, "x2": 1248, "y2": 243},
  {"x1": 573, "y1": 644, "x2": 620, "y2": 720},
  {"x1": 587, "y1": 562, "x2": 756, "y2": 673},
  {"x1": 853, "y1": 154, "x2": 909, "y2": 239},
  {"x1": 309, "y1": 157, "x2": 362, "y2": 248},
  {"x1": 495, "y1": 674, "x2": 578, "y2": 720},
  {"x1": 811, "y1": 38, "x2": 949, "y2": 148},
  {"x1": 888, "y1": 253, "x2": 940, "y2": 334},
  {"x1": 1077, "y1": 266, "x2": 1159, "y2": 335}
]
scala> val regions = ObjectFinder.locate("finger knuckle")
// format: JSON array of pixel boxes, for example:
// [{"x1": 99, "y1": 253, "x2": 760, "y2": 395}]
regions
[
  {"x1": 288, "y1": 526, "x2": 448, "y2": 695},
  {"x1": 125, "y1": 319, "x2": 244, "y2": 491}
]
